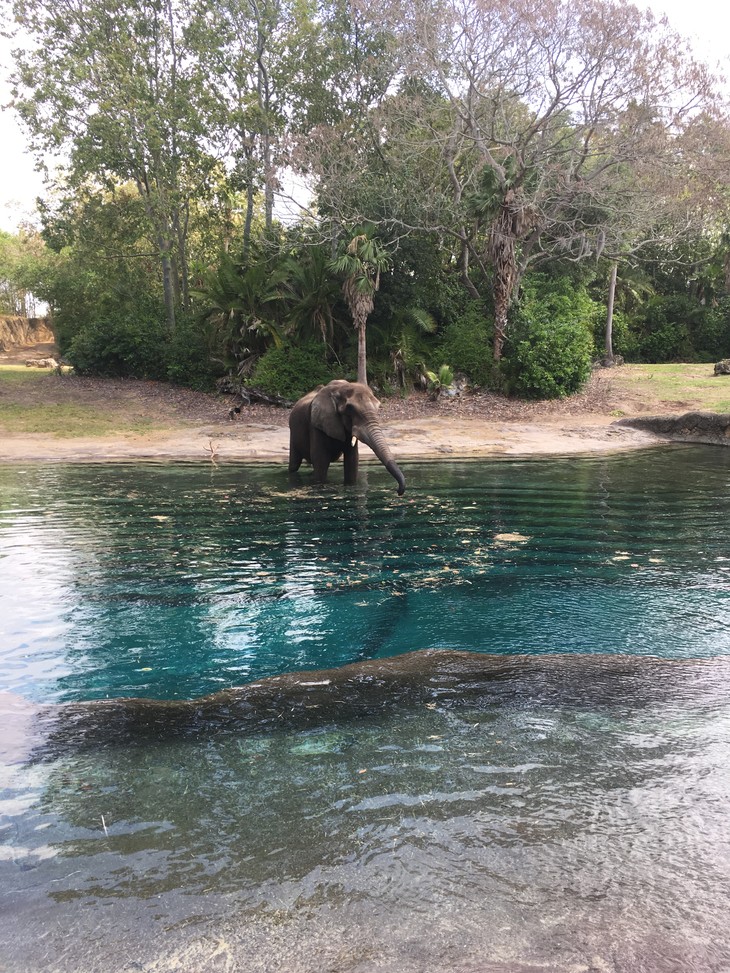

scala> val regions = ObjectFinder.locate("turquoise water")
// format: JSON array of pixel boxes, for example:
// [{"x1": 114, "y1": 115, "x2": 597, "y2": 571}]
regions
[
  {"x1": 2, "y1": 449, "x2": 730, "y2": 972},
  {"x1": 1, "y1": 449, "x2": 730, "y2": 703}
]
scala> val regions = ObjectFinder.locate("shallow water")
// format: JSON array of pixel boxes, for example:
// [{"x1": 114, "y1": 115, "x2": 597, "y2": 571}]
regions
[
  {"x1": 2, "y1": 449, "x2": 730, "y2": 971},
  {"x1": 3, "y1": 654, "x2": 730, "y2": 972},
  {"x1": 1, "y1": 448, "x2": 729, "y2": 703}
]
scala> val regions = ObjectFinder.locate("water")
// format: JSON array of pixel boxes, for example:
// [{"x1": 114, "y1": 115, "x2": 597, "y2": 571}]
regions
[
  {"x1": 2, "y1": 448, "x2": 730, "y2": 972},
  {"x1": 1, "y1": 448, "x2": 729, "y2": 704}
]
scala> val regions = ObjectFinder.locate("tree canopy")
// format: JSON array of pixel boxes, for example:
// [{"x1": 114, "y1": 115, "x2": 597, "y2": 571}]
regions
[{"x1": 5, "y1": 0, "x2": 730, "y2": 395}]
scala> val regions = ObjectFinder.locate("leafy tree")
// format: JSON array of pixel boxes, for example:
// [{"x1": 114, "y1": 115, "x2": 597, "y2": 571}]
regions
[
  {"x1": 10, "y1": 0, "x2": 218, "y2": 330},
  {"x1": 188, "y1": 0, "x2": 319, "y2": 250},
  {"x1": 0, "y1": 228, "x2": 51, "y2": 317},
  {"x1": 307, "y1": 0, "x2": 723, "y2": 367},
  {"x1": 36, "y1": 184, "x2": 164, "y2": 350}
]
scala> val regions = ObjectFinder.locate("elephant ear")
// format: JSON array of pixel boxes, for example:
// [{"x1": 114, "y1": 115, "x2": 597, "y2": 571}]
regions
[{"x1": 311, "y1": 383, "x2": 348, "y2": 442}]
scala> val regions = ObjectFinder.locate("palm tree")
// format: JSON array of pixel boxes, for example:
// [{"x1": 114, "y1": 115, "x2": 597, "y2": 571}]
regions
[
  {"x1": 281, "y1": 244, "x2": 344, "y2": 351},
  {"x1": 331, "y1": 232, "x2": 390, "y2": 385},
  {"x1": 194, "y1": 249, "x2": 286, "y2": 375}
]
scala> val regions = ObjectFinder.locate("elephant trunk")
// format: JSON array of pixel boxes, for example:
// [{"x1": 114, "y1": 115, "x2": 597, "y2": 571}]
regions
[{"x1": 355, "y1": 418, "x2": 406, "y2": 496}]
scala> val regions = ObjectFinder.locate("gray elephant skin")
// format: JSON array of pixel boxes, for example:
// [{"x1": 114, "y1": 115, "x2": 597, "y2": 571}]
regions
[{"x1": 288, "y1": 380, "x2": 406, "y2": 494}]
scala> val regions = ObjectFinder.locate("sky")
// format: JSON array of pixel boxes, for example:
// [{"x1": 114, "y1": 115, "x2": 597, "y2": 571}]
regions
[{"x1": 0, "y1": 0, "x2": 729, "y2": 235}]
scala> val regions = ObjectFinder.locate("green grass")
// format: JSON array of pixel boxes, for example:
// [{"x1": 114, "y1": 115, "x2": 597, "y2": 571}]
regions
[
  {"x1": 0, "y1": 402, "x2": 161, "y2": 437},
  {"x1": 611, "y1": 364, "x2": 730, "y2": 413},
  {"x1": 0, "y1": 367, "x2": 165, "y2": 438},
  {"x1": 0, "y1": 365, "x2": 53, "y2": 384}
]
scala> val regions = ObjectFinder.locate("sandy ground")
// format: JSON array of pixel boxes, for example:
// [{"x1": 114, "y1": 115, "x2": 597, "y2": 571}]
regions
[
  {"x1": 0, "y1": 412, "x2": 658, "y2": 463},
  {"x1": 0, "y1": 341, "x2": 664, "y2": 463}
]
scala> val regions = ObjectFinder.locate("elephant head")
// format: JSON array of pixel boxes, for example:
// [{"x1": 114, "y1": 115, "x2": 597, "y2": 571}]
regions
[{"x1": 289, "y1": 380, "x2": 406, "y2": 495}]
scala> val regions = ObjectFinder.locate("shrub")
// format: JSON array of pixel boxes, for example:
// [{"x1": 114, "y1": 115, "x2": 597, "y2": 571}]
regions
[
  {"x1": 504, "y1": 291, "x2": 597, "y2": 398},
  {"x1": 633, "y1": 296, "x2": 694, "y2": 362},
  {"x1": 595, "y1": 308, "x2": 642, "y2": 362},
  {"x1": 67, "y1": 312, "x2": 168, "y2": 379},
  {"x1": 436, "y1": 302, "x2": 494, "y2": 387},
  {"x1": 631, "y1": 295, "x2": 730, "y2": 363},
  {"x1": 249, "y1": 341, "x2": 337, "y2": 400},
  {"x1": 166, "y1": 314, "x2": 223, "y2": 390}
]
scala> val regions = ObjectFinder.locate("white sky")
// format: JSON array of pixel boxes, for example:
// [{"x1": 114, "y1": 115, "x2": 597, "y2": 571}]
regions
[{"x1": 0, "y1": 0, "x2": 728, "y2": 234}]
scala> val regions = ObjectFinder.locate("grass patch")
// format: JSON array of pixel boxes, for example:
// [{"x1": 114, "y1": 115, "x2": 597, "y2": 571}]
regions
[
  {"x1": 611, "y1": 364, "x2": 730, "y2": 413},
  {"x1": 0, "y1": 402, "x2": 161, "y2": 437},
  {"x1": 0, "y1": 367, "x2": 168, "y2": 437},
  {"x1": 0, "y1": 365, "x2": 53, "y2": 384}
]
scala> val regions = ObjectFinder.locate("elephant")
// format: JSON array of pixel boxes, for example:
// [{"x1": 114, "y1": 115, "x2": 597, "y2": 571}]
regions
[{"x1": 288, "y1": 380, "x2": 406, "y2": 495}]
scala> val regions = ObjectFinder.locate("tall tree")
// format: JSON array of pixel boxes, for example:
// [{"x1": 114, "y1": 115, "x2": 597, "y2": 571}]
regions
[
  {"x1": 306, "y1": 0, "x2": 723, "y2": 361},
  {"x1": 9, "y1": 0, "x2": 216, "y2": 330}
]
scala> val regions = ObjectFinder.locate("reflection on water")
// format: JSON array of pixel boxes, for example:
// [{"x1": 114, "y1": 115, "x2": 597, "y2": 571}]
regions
[
  {"x1": 2, "y1": 450, "x2": 730, "y2": 971},
  {"x1": 1, "y1": 448, "x2": 730, "y2": 703},
  {"x1": 2, "y1": 653, "x2": 730, "y2": 972}
]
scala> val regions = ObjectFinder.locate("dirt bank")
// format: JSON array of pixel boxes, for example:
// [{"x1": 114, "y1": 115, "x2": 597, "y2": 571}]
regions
[
  {"x1": 0, "y1": 316, "x2": 53, "y2": 352},
  {"x1": 0, "y1": 340, "x2": 724, "y2": 463}
]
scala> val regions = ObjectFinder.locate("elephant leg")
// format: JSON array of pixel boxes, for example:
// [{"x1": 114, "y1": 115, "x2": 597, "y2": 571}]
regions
[
  {"x1": 310, "y1": 429, "x2": 334, "y2": 484},
  {"x1": 288, "y1": 432, "x2": 304, "y2": 473},
  {"x1": 343, "y1": 441, "x2": 359, "y2": 485}
]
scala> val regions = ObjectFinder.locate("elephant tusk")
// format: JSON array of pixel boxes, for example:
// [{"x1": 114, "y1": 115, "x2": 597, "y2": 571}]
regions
[{"x1": 351, "y1": 436, "x2": 358, "y2": 447}]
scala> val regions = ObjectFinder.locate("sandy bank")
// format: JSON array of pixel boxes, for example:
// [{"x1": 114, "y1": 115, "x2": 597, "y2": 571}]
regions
[{"x1": 0, "y1": 413, "x2": 659, "y2": 464}]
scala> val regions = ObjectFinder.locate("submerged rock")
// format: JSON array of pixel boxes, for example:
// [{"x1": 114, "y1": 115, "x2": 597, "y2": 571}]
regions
[
  {"x1": 613, "y1": 410, "x2": 730, "y2": 446},
  {"x1": 23, "y1": 649, "x2": 730, "y2": 761}
]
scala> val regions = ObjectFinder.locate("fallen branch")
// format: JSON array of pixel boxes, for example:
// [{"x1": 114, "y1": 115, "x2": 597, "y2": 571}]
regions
[{"x1": 217, "y1": 377, "x2": 293, "y2": 415}]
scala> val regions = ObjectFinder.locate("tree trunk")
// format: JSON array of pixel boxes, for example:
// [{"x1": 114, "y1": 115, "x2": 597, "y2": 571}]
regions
[
  {"x1": 160, "y1": 250, "x2": 177, "y2": 333},
  {"x1": 255, "y1": 7, "x2": 275, "y2": 233},
  {"x1": 605, "y1": 260, "x2": 618, "y2": 365},
  {"x1": 493, "y1": 296, "x2": 508, "y2": 361},
  {"x1": 458, "y1": 234, "x2": 482, "y2": 301},
  {"x1": 243, "y1": 178, "x2": 255, "y2": 257},
  {"x1": 173, "y1": 204, "x2": 190, "y2": 308},
  {"x1": 488, "y1": 190, "x2": 524, "y2": 362},
  {"x1": 357, "y1": 320, "x2": 367, "y2": 385},
  {"x1": 135, "y1": 174, "x2": 177, "y2": 332}
]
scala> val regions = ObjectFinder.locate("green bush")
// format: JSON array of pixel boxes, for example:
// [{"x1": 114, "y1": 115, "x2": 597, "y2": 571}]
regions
[
  {"x1": 249, "y1": 341, "x2": 337, "y2": 400},
  {"x1": 435, "y1": 302, "x2": 494, "y2": 387},
  {"x1": 166, "y1": 314, "x2": 223, "y2": 390},
  {"x1": 504, "y1": 291, "x2": 596, "y2": 398},
  {"x1": 595, "y1": 308, "x2": 642, "y2": 362},
  {"x1": 67, "y1": 312, "x2": 168, "y2": 379},
  {"x1": 631, "y1": 295, "x2": 730, "y2": 363}
]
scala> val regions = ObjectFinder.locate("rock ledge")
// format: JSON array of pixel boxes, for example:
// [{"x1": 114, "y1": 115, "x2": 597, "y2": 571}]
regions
[{"x1": 613, "y1": 410, "x2": 730, "y2": 445}]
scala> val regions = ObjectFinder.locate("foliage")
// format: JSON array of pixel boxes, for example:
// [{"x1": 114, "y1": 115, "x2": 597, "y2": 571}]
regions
[
  {"x1": 425, "y1": 364, "x2": 454, "y2": 399},
  {"x1": 0, "y1": 228, "x2": 51, "y2": 316},
  {"x1": 249, "y1": 340, "x2": 337, "y2": 400},
  {"x1": 436, "y1": 303, "x2": 495, "y2": 388},
  {"x1": 165, "y1": 313, "x2": 223, "y2": 390},
  {"x1": 596, "y1": 308, "x2": 642, "y2": 362},
  {"x1": 503, "y1": 287, "x2": 598, "y2": 398},
  {"x1": 280, "y1": 242, "x2": 346, "y2": 348},
  {"x1": 630, "y1": 295, "x2": 730, "y2": 363},
  {"x1": 10, "y1": 0, "x2": 225, "y2": 329},
  {"x1": 194, "y1": 247, "x2": 287, "y2": 375},
  {"x1": 304, "y1": 0, "x2": 726, "y2": 361},
  {"x1": 7, "y1": 0, "x2": 730, "y2": 395},
  {"x1": 66, "y1": 301, "x2": 169, "y2": 379}
]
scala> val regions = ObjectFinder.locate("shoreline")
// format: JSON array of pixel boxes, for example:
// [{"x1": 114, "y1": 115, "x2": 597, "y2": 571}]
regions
[{"x1": 0, "y1": 415, "x2": 661, "y2": 464}]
